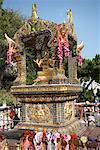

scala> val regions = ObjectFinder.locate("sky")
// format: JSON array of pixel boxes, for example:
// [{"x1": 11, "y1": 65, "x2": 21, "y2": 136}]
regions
[{"x1": 3, "y1": 0, "x2": 100, "y2": 59}]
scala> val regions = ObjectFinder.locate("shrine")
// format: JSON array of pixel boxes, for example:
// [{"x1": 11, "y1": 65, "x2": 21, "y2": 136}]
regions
[{"x1": 6, "y1": 4, "x2": 84, "y2": 133}]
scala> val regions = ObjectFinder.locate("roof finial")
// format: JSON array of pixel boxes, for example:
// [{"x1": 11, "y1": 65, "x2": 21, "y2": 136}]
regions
[
  {"x1": 67, "y1": 9, "x2": 73, "y2": 23},
  {"x1": 32, "y1": 3, "x2": 38, "y2": 21}
]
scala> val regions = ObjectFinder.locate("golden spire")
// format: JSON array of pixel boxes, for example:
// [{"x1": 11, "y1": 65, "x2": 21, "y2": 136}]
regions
[
  {"x1": 32, "y1": 3, "x2": 38, "y2": 22},
  {"x1": 67, "y1": 9, "x2": 73, "y2": 23}
]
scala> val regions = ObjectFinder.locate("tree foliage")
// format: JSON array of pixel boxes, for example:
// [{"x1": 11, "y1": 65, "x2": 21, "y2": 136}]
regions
[
  {"x1": 0, "y1": 1, "x2": 24, "y2": 89},
  {"x1": 0, "y1": 0, "x2": 3, "y2": 9},
  {"x1": 78, "y1": 54, "x2": 100, "y2": 83},
  {"x1": 0, "y1": 89, "x2": 16, "y2": 105},
  {"x1": 78, "y1": 54, "x2": 100, "y2": 102}
]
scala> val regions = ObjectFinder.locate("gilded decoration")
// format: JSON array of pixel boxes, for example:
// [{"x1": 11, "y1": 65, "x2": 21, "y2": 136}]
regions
[
  {"x1": 11, "y1": 84, "x2": 82, "y2": 94},
  {"x1": 8, "y1": 4, "x2": 83, "y2": 131},
  {"x1": 12, "y1": 3, "x2": 80, "y2": 85},
  {"x1": 27, "y1": 104, "x2": 52, "y2": 123},
  {"x1": 64, "y1": 102, "x2": 73, "y2": 121},
  {"x1": 5, "y1": 3, "x2": 84, "y2": 85}
]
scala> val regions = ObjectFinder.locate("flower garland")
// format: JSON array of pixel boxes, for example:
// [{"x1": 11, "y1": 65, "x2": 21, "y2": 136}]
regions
[
  {"x1": 76, "y1": 54, "x2": 82, "y2": 66},
  {"x1": 57, "y1": 25, "x2": 70, "y2": 70},
  {"x1": 77, "y1": 41, "x2": 84, "y2": 66},
  {"x1": 67, "y1": 34, "x2": 83, "y2": 66},
  {"x1": 7, "y1": 43, "x2": 14, "y2": 64},
  {"x1": 5, "y1": 33, "x2": 15, "y2": 65}
]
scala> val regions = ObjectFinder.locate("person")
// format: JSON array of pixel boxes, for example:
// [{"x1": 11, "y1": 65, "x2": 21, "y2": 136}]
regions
[
  {"x1": 28, "y1": 136, "x2": 36, "y2": 150},
  {"x1": 9, "y1": 108, "x2": 15, "y2": 120},
  {"x1": 9, "y1": 107, "x2": 15, "y2": 128},
  {"x1": 21, "y1": 135, "x2": 31, "y2": 150},
  {"x1": 63, "y1": 134, "x2": 71, "y2": 150},
  {"x1": 54, "y1": 138, "x2": 61, "y2": 150},
  {"x1": 61, "y1": 137, "x2": 67, "y2": 150},
  {"x1": 20, "y1": 130, "x2": 36, "y2": 150},
  {"x1": 53, "y1": 133, "x2": 64, "y2": 150},
  {"x1": 88, "y1": 115, "x2": 95, "y2": 126},
  {"x1": 13, "y1": 113, "x2": 20, "y2": 126},
  {"x1": 40, "y1": 130, "x2": 47, "y2": 150},
  {"x1": 34, "y1": 131, "x2": 43, "y2": 150},
  {"x1": 96, "y1": 135, "x2": 100, "y2": 150},
  {"x1": 0, "y1": 126, "x2": 2, "y2": 131},
  {"x1": 79, "y1": 106, "x2": 84, "y2": 120},
  {"x1": 86, "y1": 108, "x2": 90, "y2": 126},
  {"x1": 46, "y1": 132, "x2": 55, "y2": 150},
  {"x1": 0, "y1": 135, "x2": 7, "y2": 150}
]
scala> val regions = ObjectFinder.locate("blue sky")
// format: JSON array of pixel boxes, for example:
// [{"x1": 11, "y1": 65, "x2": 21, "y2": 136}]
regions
[{"x1": 3, "y1": 0, "x2": 100, "y2": 59}]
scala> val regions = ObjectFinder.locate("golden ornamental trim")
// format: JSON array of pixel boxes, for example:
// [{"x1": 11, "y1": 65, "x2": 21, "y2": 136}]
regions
[{"x1": 11, "y1": 84, "x2": 82, "y2": 93}]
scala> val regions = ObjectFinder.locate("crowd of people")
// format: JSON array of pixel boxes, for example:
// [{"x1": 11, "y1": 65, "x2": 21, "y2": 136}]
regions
[
  {"x1": 75, "y1": 104, "x2": 100, "y2": 127},
  {"x1": 19, "y1": 130, "x2": 100, "y2": 149},
  {"x1": 0, "y1": 134, "x2": 7, "y2": 150},
  {"x1": 0, "y1": 129, "x2": 100, "y2": 149}
]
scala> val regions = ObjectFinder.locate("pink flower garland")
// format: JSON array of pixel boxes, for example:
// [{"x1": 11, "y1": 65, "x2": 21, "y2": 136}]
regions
[
  {"x1": 77, "y1": 54, "x2": 82, "y2": 66},
  {"x1": 7, "y1": 43, "x2": 13, "y2": 64},
  {"x1": 57, "y1": 25, "x2": 70, "y2": 63},
  {"x1": 64, "y1": 46, "x2": 70, "y2": 58},
  {"x1": 57, "y1": 33, "x2": 63, "y2": 61}
]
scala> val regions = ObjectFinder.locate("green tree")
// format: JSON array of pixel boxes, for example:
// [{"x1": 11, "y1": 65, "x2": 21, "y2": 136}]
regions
[
  {"x1": 0, "y1": 0, "x2": 3, "y2": 9},
  {"x1": 91, "y1": 54, "x2": 100, "y2": 83},
  {"x1": 78, "y1": 54, "x2": 100, "y2": 102},
  {"x1": 0, "y1": 1, "x2": 24, "y2": 89},
  {"x1": 78, "y1": 54, "x2": 100, "y2": 83},
  {"x1": 0, "y1": 90, "x2": 16, "y2": 105}
]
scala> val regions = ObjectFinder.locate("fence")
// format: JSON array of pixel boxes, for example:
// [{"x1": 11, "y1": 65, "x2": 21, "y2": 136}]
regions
[{"x1": 0, "y1": 106, "x2": 21, "y2": 131}]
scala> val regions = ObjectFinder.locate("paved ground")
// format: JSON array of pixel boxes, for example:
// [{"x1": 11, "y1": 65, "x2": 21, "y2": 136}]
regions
[
  {"x1": 0, "y1": 129, "x2": 24, "y2": 140},
  {"x1": 81, "y1": 126, "x2": 100, "y2": 139}
]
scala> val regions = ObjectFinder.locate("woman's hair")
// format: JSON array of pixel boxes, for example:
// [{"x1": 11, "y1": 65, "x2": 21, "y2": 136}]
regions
[
  {"x1": 0, "y1": 135, "x2": 5, "y2": 141},
  {"x1": 28, "y1": 136, "x2": 33, "y2": 143},
  {"x1": 61, "y1": 138, "x2": 67, "y2": 147},
  {"x1": 57, "y1": 138, "x2": 60, "y2": 143}
]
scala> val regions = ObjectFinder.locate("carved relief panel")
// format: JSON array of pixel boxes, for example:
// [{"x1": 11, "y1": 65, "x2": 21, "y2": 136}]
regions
[
  {"x1": 26, "y1": 104, "x2": 52, "y2": 124},
  {"x1": 64, "y1": 101, "x2": 74, "y2": 121}
]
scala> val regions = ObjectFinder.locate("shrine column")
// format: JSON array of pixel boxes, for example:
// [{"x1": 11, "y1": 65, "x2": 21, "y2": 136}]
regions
[
  {"x1": 68, "y1": 51, "x2": 79, "y2": 84},
  {"x1": 14, "y1": 45, "x2": 26, "y2": 85}
]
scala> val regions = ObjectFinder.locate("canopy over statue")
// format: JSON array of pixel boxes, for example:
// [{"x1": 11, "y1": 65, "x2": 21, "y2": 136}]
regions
[{"x1": 5, "y1": 3, "x2": 84, "y2": 85}]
